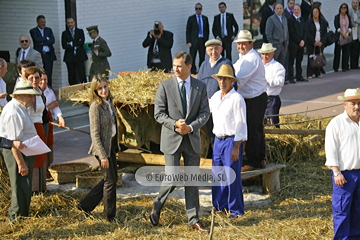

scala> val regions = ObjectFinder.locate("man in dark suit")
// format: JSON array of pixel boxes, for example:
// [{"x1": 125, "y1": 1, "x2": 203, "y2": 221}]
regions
[
  {"x1": 212, "y1": 2, "x2": 239, "y2": 61},
  {"x1": 288, "y1": 4, "x2": 307, "y2": 83},
  {"x1": 283, "y1": 0, "x2": 295, "y2": 19},
  {"x1": 150, "y1": 51, "x2": 210, "y2": 232},
  {"x1": 142, "y1": 21, "x2": 173, "y2": 73},
  {"x1": 301, "y1": 0, "x2": 312, "y2": 21},
  {"x1": 265, "y1": 4, "x2": 289, "y2": 69},
  {"x1": 62, "y1": 17, "x2": 88, "y2": 85},
  {"x1": 186, "y1": 3, "x2": 210, "y2": 74},
  {"x1": 260, "y1": 0, "x2": 276, "y2": 43},
  {"x1": 29, "y1": 15, "x2": 57, "y2": 86},
  {"x1": 86, "y1": 26, "x2": 112, "y2": 80},
  {"x1": 16, "y1": 35, "x2": 43, "y2": 69}
]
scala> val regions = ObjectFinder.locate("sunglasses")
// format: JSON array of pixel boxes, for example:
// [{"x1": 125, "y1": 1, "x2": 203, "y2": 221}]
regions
[
  {"x1": 20, "y1": 40, "x2": 29, "y2": 43},
  {"x1": 341, "y1": 6, "x2": 347, "y2": 9},
  {"x1": 195, "y1": 8, "x2": 202, "y2": 10}
]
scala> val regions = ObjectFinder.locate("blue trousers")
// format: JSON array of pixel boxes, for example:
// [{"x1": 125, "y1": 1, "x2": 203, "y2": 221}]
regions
[
  {"x1": 265, "y1": 95, "x2": 281, "y2": 127},
  {"x1": 332, "y1": 169, "x2": 360, "y2": 240},
  {"x1": 212, "y1": 137, "x2": 244, "y2": 216}
]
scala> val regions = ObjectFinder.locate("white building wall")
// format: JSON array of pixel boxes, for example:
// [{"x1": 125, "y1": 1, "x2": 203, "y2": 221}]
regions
[{"x1": 0, "y1": 0, "x2": 67, "y2": 90}]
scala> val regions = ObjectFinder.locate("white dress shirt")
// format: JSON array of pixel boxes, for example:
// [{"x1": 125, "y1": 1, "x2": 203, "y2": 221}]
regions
[
  {"x1": 209, "y1": 88, "x2": 247, "y2": 142},
  {"x1": 210, "y1": 55, "x2": 223, "y2": 68},
  {"x1": 234, "y1": 48, "x2": 267, "y2": 99},
  {"x1": 0, "y1": 77, "x2": 8, "y2": 108},
  {"x1": 264, "y1": 59, "x2": 285, "y2": 96},
  {"x1": 177, "y1": 76, "x2": 191, "y2": 114},
  {"x1": 0, "y1": 99, "x2": 37, "y2": 141},
  {"x1": 43, "y1": 86, "x2": 62, "y2": 119},
  {"x1": 325, "y1": 111, "x2": 360, "y2": 171},
  {"x1": 38, "y1": 27, "x2": 50, "y2": 52},
  {"x1": 20, "y1": 47, "x2": 31, "y2": 61}
]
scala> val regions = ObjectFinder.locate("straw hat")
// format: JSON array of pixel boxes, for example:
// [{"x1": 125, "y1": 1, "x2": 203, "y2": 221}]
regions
[
  {"x1": 211, "y1": 64, "x2": 238, "y2": 82},
  {"x1": 257, "y1": 43, "x2": 277, "y2": 54},
  {"x1": 205, "y1": 39, "x2": 222, "y2": 47},
  {"x1": 233, "y1": 30, "x2": 256, "y2": 43},
  {"x1": 337, "y1": 88, "x2": 360, "y2": 101},
  {"x1": 10, "y1": 80, "x2": 41, "y2": 97}
]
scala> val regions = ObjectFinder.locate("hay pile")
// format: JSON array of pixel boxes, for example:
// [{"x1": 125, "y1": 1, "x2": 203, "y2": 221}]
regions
[
  {"x1": 69, "y1": 70, "x2": 170, "y2": 115},
  {"x1": 0, "y1": 115, "x2": 335, "y2": 239}
]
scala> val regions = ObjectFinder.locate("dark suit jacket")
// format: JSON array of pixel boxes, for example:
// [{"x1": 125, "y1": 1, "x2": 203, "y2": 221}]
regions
[
  {"x1": 283, "y1": 8, "x2": 292, "y2": 20},
  {"x1": 305, "y1": 18, "x2": 328, "y2": 45},
  {"x1": 260, "y1": 5, "x2": 274, "y2": 35},
  {"x1": 61, "y1": 27, "x2": 88, "y2": 62},
  {"x1": 154, "y1": 76, "x2": 210, "y2": 155},
  {"x1": 212, "y1": 12, "x2": 239, "y2": 40},
  {"x1": 288, "y1": 15, "x2": 306, "y2": 49},
  {"x1": 142, "y1": 30, "x2": 173, "y2": 71},
  {"x1": 186, "y1": 14, "x2": 210, "y2": 45},
  {"x1": 29, "y1": 27, "x2": 57, "y2": 61},
  {"x1": 301, "y1": 0, "x2": 312, "y2": 21}
]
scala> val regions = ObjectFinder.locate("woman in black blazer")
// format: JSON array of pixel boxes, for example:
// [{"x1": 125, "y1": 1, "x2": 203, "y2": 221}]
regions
[
  {"x1": 305, "y1": 7, "x2": 328, "y2": 79},
  {"x1": 333, "y1": 3, "x2": 353, "y2": 72}
]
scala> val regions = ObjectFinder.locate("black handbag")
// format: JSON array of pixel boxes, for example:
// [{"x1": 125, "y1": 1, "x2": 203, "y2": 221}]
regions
[
  {"x1": 309, "y1": 46, "x2": 326, "y2": 68},
  {"x1": 324, "y1": 30, "x2": 339, "y2": 47}
]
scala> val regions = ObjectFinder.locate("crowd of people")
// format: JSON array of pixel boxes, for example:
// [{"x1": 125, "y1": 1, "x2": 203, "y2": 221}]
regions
[{"x1": 0, "y1": 1, "x2": 359, "y2": 238}]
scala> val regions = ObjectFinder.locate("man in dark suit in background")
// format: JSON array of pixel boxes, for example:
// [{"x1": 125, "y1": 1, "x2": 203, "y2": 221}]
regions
[
  {"x1": 260, "y1": 0, "x2": 276, "y2": 43},
  {"x1": 301, "y1": 0, "x2": 312, "y2": 21},
  {"x1": 30, "y1": 15, "x2": 57, "y2": 86},
  {"x1": 150, "y1": 51, "x2": 210, "y2": 232},
  {"x1": 186, "y1": 3, "x2": 210, "y2": 74},
  {"x1": 288, "y1": 4, "x2": 307, "y2": 83},
  {"x1": 283, "y1": 0, "x2": 295, "y2": 19},
  {"x1": 142, "y1": 21, "x2": 174, "y2": 73},
  {"x1": 212, "y1": 2, "x2": 239, "y2": 61},
  {"x1": 62, "y1": 17, "x2": 88, "y2": 85}
]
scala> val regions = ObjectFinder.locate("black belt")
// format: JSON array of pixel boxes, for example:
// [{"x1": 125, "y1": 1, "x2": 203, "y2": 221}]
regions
[{"x1": 216, "y1": 135, "x2": 234, "y2": 140}]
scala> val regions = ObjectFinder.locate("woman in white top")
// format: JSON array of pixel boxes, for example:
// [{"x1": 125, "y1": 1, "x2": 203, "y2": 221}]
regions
[
  {"x1": 305, "y1": 7, "x2": 328, "y2": 79},
  {"x1": 39, "y1": 71, "x2": 66, "y2": 172},
  {"x1": 24, "y1": 66, "x2": 48, "y2": 193}
]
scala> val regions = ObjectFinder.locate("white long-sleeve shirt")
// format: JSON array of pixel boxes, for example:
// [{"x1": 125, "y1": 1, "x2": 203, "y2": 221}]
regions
[
  {"x1": 325, "y1": 111, "x2": 360, "y2": 171},
  {"x1": 264, "y1": 59, "x2": 285, "y2": 96},
  {"x1": 43, "y1": 86, "x2": 62, "y2": 119},
  {"x1": 234, "y1": 48, "x2": 267, "y2": 99},
  {"x1": 209, "y1": 88, "x2": 247, "y2": 142}
]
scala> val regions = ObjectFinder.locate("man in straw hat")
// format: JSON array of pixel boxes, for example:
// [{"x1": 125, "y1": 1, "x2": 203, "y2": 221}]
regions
[
  {"x1": 0, "y1": 80, "x2": 40, "y2": 222},
  {"x1": 233, "y1": 30, "x2": 267, "y2": 172},
  {"x1": 197, "y1": 39, "x2": 234, "y2": 146},
  {"x1": 258, "y1": 43, "x2": 285, "y2": 128},
  {"x1": 86, "y1": 25, "x2": 112, "y2": 80},
  {"x1": 325, "y1": 88, "x2": 360, "y2": 239},
  {"x1": 210, "y1": 64, "x2": 247, "y2": 217}
]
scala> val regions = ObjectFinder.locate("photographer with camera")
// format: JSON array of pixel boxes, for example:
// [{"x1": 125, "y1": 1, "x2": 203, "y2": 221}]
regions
[{"x1": 142, "y1": 21, "x2": 174, "y2": 73}]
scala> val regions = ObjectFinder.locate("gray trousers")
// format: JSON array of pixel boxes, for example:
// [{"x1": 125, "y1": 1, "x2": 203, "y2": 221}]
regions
[
  {"x1": 274, "y1": 43, "x2": 288, "y2": 69},
  {"x1": 3, "y1": 149, "x2": 35, "y2": 221},
  {"x1": 154, "y1": 135, "x2": 200, "y2": 225}
]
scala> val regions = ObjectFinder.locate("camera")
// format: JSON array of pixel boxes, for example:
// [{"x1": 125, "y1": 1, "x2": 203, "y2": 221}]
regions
[{"x1": 154, "y1": 21, "x2": 161, "y2": 36}]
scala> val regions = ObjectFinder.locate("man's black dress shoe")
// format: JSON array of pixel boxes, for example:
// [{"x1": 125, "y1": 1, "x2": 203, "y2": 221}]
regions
[
  {"x1": 150, "y1": 204, "x2": 160, "y2": 226},
  {"x1": 190, "y1": 222, "x2": 209, "y2": 232},
  {"x1": 297, "y1": 77, "x2": 308, "y2": 82}
]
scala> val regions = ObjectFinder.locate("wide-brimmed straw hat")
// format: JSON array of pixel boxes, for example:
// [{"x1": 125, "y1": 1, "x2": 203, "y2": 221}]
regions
[
  {"x1": 10, "y1": 80, "x2": 41, "y2": 97},
  {"x1": 233, "y1": 30, "x2": 256, "y2": 43},
  {"x1": 211, "y1": 64, "x2": 238, "y2": 82},
  {"x1": 257, "y1": 43, "x2": 277, "y2": 54},
  {"x1": 337, "y1": 88, "x2": 360, "y2": 101}
]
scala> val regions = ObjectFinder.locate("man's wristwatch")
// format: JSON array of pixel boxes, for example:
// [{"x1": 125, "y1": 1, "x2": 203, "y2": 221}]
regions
[{"x1": 334, "y1": 171, "x2": 342, "y2": 177}]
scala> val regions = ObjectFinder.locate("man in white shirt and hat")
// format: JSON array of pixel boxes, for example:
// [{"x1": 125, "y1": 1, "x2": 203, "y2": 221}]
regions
[
  {"x1": 210, "y1": 64, "x2": 247, "y2": 217},
  {"x1": 233, "y1": 30, "x2": 267, "y2": 172},
  {"x1": 325, "y1": 88, "x2": 360, "y2": 239},
  {"x1": 0, "y1": 80, "x2": 40, "y2": 222},
  {"x1": 258, "y1": 43, "x2": 285, "y2": 128}
]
